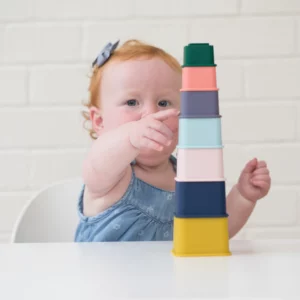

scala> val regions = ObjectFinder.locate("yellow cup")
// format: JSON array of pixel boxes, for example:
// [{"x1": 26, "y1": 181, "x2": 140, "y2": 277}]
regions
[{"x1": 172, "y1": 217, "x2": 231, "y2": 257}]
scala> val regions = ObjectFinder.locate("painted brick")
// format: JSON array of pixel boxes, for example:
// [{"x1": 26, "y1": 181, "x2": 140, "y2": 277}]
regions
[
  {"x1": 135, "y1": 0, "x2": 238, "y2": 16},
  {"x1": 0, "y1": 192, "x2": 32, "y2": 232},
  {"x1": 217, "y1": 60, "x2": 244, "y2": 99},
  {"x1": 190, "y1": 18, "x2": 294, "y2": 57},
  {"x1": 221, "y1": 104, "x2": 297, "y2": 142},
  {"x1": 245, "y1": 59, "x2": 300, "y2": 98},
  {"x1": 83, "y1": 21, "x2": 188, "y2": 63},
  {"x1": 29, "y1": 66, "x2": 89, "y2": 105},
  {"x1": 0, "y1": 67, "x2": 28, "y2": 105},
  {"x1": 0, "y1": 108, "x2": 91, "y2": 148},
  {"x1": 34, "y1": 0, "x2": 134, "y2": 19},
  {"x1": 223, "y1": 145, "x2": 248, "y2": 184},
  {"x1": 0, "y1": 0, "x2": 33, "y2": 20},
  {"x1": 245, "y1": 145, "x2": 300, "y2": 184},
  {"x1": 241, "y1": 0, "x2": 300, "y2": 14},
  {"x1": 246, "y1": 187, "x2": 298, "y2": 227},
  {"x1": 4, "y1": 24, "x2": 82, "y2": 63},
  {"x1": 30, "y1": 150, "x2": 86, "y2": 188},
  {"x1": 297, "y1": 19, "x2": 300, "y2": 53},
  {"x1": 298, "y1": 106, "x2": 300, "y2": 139},
  {"x1": 0, "y1": 26, "x2": 4, "y2": 63},
  {"x1": 0, "y1": 152, "x2": 31, "y2": 191}
]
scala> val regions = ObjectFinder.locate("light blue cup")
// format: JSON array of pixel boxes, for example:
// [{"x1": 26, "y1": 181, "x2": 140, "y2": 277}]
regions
[{"x1": 178, "y1": 117, "x2": 222, "y2": 148}]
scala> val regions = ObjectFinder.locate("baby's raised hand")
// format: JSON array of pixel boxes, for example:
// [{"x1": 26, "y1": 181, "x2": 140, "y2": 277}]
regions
[
  {"x1": 129, "y1": 109, "x2": 179, "y2": 151},
  {"x1": 237, "y1": 158, "x2": 271, "y2": 203}
]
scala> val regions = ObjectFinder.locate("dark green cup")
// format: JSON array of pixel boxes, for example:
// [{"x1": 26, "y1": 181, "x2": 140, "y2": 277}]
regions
[{"x1": 183, "y1": 43, "x2": 216, "y2": 67}]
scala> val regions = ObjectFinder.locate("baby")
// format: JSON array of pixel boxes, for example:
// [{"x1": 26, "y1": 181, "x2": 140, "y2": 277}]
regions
[{"x1": 75, "y1": 39, "x2": 271, "y2": 242}]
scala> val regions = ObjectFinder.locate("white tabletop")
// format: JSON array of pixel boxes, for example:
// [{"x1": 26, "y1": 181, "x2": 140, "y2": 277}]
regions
[{"x1": 0, "y1": 239, "x2": 300, "y2": 300}]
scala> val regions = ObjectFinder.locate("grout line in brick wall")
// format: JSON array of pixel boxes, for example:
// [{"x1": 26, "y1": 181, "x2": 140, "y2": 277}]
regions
[
  {"x1": 79, "y1": 23, "x2": 85, "y2": 61},
  {"x1": 2, "y1": 55, "x2": 300, "y2": 68},
  {"x1": 239, "y1": 12, "x2": 300, "y2": 17},
  {"x1": 296, "y1": 191, "x2": 300, "y2": 225},
  {"x1": 295, "y1": 106, "x2": 299, "y2": 141},
  {"x1": 25, "y1": 66, "x2": 30, "y2": 106},
  {"x1": 237, "y1": 0, "x2": 242, "y2": 15},
  {"x1": 294, "y1": 17, "x2": 298, "y2": 54},
  {"x1": 222, "y1": 99, "x2": 300, "y2": 106},
  {"x1": 241, "y1": 60, "x2": 246, "y2": 98},
  {"x1": 1, "y1": 13, "x2": 300, "y2": 26}
]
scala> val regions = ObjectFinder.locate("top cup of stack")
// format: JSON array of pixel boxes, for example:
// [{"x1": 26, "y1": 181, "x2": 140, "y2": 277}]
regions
[{"x1": 181, "y1": 43, "x2": 217, "y2": 91}]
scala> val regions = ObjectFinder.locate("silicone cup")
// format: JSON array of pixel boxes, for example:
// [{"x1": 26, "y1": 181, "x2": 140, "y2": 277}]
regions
[
  {"x1": 183, "y1": 43, "x2": 216, "y2": 67},
  {"x1": 172, "y1": 217, "x2": 231, "y2": 257},
  {"x1": 180, "y1": 91, "x2": 220, "y2": 118},
  {"x1": 175, "y1": 181, "x2": 227, "y2": 217},
  {"x1": 176, "y1": 148, "x2": 224, "y2": 181},
  {"x1": 182, "y1": 67, "x2": 217, "y2": 90},
  {"x1": 178, "y1": 118, "x2": 222, "y2": 148}
]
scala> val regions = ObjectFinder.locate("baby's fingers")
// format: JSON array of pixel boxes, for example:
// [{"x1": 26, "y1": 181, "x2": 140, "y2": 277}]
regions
[
  {"x1": 252, "y1": 167, "x2": 269, "y2": 176},
  {"x1": 149, "y1": 119, "x2": 174, "y2": 140},
  {"x1": 140, "y1": 137, "x2": 164, "y2": 151},
  {"x1": 251, "y1": 174, "x2": 270, "y2": 182},
  {"x1": 144, "y1": 127, "x2": 171, "y2": 148},
  {"x1": 152, "y1": 109, "x2": 180, "y2": 122}
]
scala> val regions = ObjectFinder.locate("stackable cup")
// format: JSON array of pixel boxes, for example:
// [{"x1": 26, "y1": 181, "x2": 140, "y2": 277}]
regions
[{"x1": 172, "y1": 43, "x2": 231, "y2": 257}]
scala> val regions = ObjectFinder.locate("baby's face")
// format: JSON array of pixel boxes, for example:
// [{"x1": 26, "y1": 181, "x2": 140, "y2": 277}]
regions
[{"x1": 98, "y1": 58, "x2": 181, "y2": 159}]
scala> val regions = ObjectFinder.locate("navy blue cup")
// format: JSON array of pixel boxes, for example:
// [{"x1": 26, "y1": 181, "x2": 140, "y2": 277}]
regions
[{"x1": 175, "y1": 181, "x2": 228, "y2": 217}]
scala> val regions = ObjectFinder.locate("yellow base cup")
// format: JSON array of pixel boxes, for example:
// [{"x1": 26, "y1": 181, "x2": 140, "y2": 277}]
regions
[{"x1": 172, "y1": 216, "x2": 231, "y2": 257}]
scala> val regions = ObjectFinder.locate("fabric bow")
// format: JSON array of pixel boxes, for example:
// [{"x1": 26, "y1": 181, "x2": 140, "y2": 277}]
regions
[{"x1": 92, "y1": 40, "x2": 120, "y2": 67}]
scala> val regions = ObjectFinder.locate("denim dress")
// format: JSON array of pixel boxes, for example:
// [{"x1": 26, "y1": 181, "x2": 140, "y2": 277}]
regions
[{"x1": 74, "y1": 156, "x2": 177, "y2": 242}]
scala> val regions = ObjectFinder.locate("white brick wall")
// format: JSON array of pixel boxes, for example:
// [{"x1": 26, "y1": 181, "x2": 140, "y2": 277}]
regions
[{"x1": 0, "y1": 0, "x2": 299, "y2": 242}]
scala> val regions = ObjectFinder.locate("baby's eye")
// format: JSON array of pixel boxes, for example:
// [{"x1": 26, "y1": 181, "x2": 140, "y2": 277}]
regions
[
  {"x1": 126, "y1": 99, "x2": 138, "y2": 106},
  {"x1": 158, "y1": 100, "x2": 171, "y2": 107}
]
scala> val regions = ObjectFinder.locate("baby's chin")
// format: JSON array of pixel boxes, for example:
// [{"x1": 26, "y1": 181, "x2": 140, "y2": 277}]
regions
[{"x1": 136, "y1": 146, "x2": 175, "y2": 164}]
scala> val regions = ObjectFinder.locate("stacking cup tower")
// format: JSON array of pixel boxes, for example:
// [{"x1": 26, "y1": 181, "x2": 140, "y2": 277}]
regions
[{"x1": 172, "y1": 43, "x2": 231, "y2": 257}]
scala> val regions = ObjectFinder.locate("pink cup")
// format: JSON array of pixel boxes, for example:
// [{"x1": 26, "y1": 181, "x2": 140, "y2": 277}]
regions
[
  {"x1": 176, "y1": 148, "x2": 224, "y2": 181},
  {"x1": 182, "y1": 67, "x2": 217, "y2": 90}
]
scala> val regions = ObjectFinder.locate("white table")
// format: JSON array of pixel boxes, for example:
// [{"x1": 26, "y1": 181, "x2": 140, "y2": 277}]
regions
[{"x1": 0, "y1": 240, "x2": 300, "y2": 300}]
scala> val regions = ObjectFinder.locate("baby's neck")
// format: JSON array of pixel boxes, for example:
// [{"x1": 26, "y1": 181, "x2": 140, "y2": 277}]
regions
[
  {"x1": 136, "y1": 157, "x2": 171, "y2": 173},
  {"x1": 134, "y1": 157, "x2": 175, "y2": 191}
]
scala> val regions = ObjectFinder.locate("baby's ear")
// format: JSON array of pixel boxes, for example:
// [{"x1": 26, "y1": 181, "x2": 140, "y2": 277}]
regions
[{"x1": 90, "y1": 106, "x2": 103, "y2": 136}]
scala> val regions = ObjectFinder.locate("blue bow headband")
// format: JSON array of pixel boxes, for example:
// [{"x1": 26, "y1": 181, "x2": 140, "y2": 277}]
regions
[{"x1": 92, "y1": 40, "x2": 120, "y2": 68}]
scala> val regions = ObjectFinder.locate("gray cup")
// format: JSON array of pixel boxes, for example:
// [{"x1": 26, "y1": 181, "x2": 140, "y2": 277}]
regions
[{"x1": 180, "y1": 91, "x2": 220, "y2": 118}]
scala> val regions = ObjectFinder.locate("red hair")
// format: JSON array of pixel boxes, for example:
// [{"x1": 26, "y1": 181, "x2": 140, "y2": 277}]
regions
[{"x1": 82, "y1": 39, "x2": 181, "y2": 139}]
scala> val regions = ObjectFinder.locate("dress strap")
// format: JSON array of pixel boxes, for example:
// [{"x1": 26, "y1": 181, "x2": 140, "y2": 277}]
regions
[{"x1": 169, "y1": 155, "x2": 177, "y2": 173}]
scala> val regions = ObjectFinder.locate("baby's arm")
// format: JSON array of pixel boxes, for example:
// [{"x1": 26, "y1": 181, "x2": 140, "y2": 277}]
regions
[
  {"x1": 226, "y1": 184, "x2": 256, "y2": 238},
  {"x1": 226, "y1": 158, "x2": 270, "y2": 238},
  {"x1": 83, "y1": 108, "x2": 179, "y2": 199},
  {"x1": 82, "y1": 122, "x2": 139, "y2": 198}
]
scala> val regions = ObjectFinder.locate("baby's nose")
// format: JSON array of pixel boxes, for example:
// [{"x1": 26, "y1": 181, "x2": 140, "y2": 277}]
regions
[{"x1": 142, "y1": 106, "x2": 158, "y2": 117}]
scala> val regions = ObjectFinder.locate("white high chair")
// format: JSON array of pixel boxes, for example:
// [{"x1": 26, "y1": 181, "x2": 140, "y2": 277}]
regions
[{"x1": 11, "y1": 178, "x2": 83, "y2": 243}]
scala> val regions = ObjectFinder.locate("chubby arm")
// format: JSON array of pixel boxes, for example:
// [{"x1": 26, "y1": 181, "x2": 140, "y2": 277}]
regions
[
  {"x1": 83, "y1": 109, "x2": 179, "y2": 199},
  {"x1": 226, "y1": 158, "x2": 271, "y2": 239},
  {"x1": 82, "y1": 122, "x2": 139, "y2": 198},
  {"x1": 226, "y1": 184, "x2": 256, "y2": 238}
]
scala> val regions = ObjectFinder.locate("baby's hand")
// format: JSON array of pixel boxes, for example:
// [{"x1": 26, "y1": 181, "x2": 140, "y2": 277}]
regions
[
  {"x1": 129, "y1": 109, "x2": 179, "y2": 151},
  {"x1": 237, "y1": 158, "x2": 271, "y2": 203}
]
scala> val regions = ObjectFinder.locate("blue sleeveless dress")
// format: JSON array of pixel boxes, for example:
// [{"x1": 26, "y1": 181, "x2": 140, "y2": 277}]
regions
[{"x1": 74, "y1": 156, "x2": 177, "y2": 242}]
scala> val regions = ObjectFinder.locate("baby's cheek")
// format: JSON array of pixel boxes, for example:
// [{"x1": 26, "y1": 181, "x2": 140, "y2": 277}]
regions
[{"x1": 117, "y1": 112, "x2": 140, "y2": 125}]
